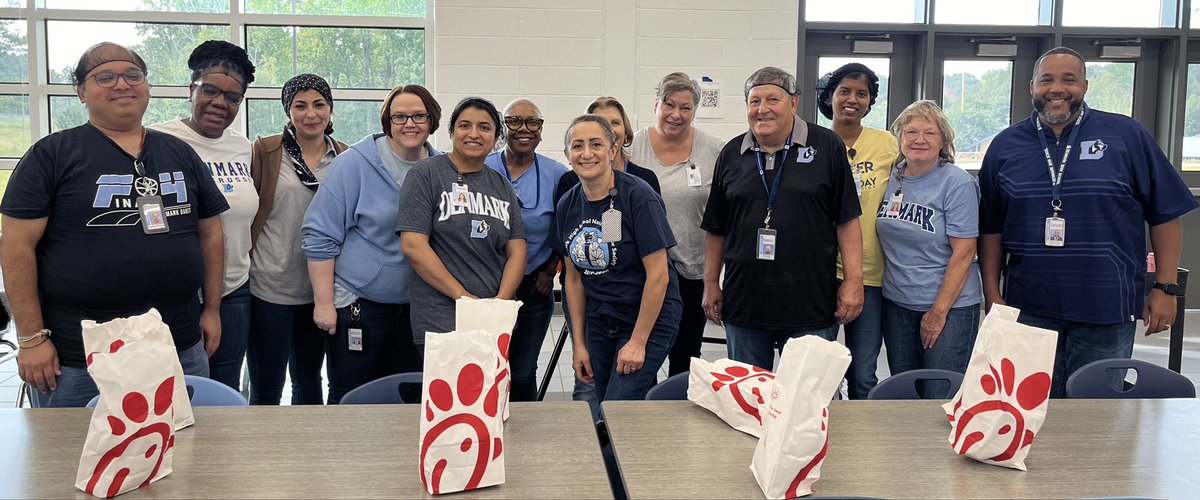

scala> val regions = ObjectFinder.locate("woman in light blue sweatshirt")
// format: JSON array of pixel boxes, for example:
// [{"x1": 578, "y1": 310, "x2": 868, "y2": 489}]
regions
[{"x1": 302, "y1": 84, "x2": 441, "y2": 404}]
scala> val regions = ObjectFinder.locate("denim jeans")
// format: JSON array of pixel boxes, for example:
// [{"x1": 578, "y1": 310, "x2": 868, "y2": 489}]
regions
[
  {"x1": 209, "y1": 282, "x2": 251, "y2": 391},
  {"x1": 881, "y1": 298, "x2": 981, "y2": 379},
  {"x1": 29, "y1": 341, "x2": 209, "y2": 408},
  {"x1": 563, "y1": 296, "x2": 598, "y2": 407},
  {"x1": 1015, "y1": 312, "x2": 1136, "y2": 398},
  {"x1": 587, "y1": 313, "x2": 677, "y2": 402},
  {"x1": 667, "y1": 276, "x2": 706, "y2": 376},
  {"x1": 724, "y1": 321, "x2": 839, "y2": 371},
  {"x1": 509, "y1": 285, "x2": 554, "y2": 402},
  {"x1": 246, "y1": 296, "x2": 326, "y2": 405},
  {"x1": 843, "y1": 284, "x2": 884, "y2": 400},
  {"x1": 325, "y1": 300, "x2": 422, "y2": 404}
]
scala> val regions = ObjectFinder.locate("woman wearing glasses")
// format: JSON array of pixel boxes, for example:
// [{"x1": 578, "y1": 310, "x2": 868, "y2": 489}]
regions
[
  {"x1": 247, "y1": 74, "x2": 347, "y2": 405},
  {"x1": 398, "y1": 97, "x2": 526, "y2": 354},
  {"x1": 876, "y1": 100, "x2": 982, "y2": 385},
  {"x1": 151, "y1": 40, "x2": 257, "y2": 392},
  {"x1": 301, "y1": 85, "x2": 437, "y2": 403},
  {"x1": 483, "y1": 98, "x2": 567, "y2": 402}
]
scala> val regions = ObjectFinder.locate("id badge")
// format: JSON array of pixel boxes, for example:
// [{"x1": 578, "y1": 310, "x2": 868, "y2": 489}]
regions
[
  {"x1": 852, "y1": 169, "x2": 863, "y2": 196},
  {"x1": 137, "y1": 195, "x2": 170, "y2": 234},
  {"x1": 348, "y1": 327, "x2": 364, "y2": 351},
  {"x1": 601, "y1": 208, "x2": 622, "y2": 243},
  {"x1": 451, "y1": 183, "x2": 469, "y2": 208},
  {"x1": 686, "y1": 165, "x2": 702, "y2": 187},
  {"x1": 885, "y1": 194, "x2": 903, "y2": 218},
  {"x1": 756, "y1": 228, "x2": 777, "y2": 261},
  {"x1": 1044, "y1": 217, "x2": 1066, "y2": 247}
]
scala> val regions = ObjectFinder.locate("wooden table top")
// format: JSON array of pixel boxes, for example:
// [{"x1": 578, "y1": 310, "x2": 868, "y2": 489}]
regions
[
  {"x1": 0, "y1": 401, "x2": 612, "y2": 499},
  {"x1": 602, "y1": 398, "x2": 1200, "y2": 499}
]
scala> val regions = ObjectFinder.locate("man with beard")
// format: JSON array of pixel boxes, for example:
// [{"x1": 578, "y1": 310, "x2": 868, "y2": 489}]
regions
[{"x1": 978, "y1": 47, "x2": 1196, "y2": 398}]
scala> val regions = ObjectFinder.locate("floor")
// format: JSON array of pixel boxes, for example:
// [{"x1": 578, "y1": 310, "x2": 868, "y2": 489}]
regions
[{"x1": 3, "y1": 310, "x2": 1199, "y2": 407}]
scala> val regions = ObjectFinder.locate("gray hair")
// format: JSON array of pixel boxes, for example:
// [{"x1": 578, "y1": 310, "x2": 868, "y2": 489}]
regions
[
  {"x1": 654, "y1": 72, "x2": 701, "y2": 106},
  {"x1": 890, "y1": 100, "x2": 956, "y2": 164},
  {"x1": 562, "y1": 114, "x2": 619, "y2": 154},
  {"x1": 743, "y1": 66, "x2": 797, "y2": 100}
]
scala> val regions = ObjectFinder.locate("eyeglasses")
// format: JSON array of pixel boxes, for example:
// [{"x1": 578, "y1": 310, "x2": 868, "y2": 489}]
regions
[
  {"x1": 503, "y1": 116, "x2": 545, "y2": 132},
  {"x1": 195, "y1": 82, "x2": 245, "y2": 105},
  {"x1": 88, "y1": 69, "x2": 147, "y2": 88},
  {"x1": 901, "y1": 129, "x2": 942, "y2": 142},
  {"x1": 390, "y1": 113, "x2": 431, "y2": 125}
]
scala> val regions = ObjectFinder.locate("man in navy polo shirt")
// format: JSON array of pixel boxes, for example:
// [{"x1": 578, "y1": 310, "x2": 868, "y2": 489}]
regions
[{"x1": 978, "y1": 47, "x2": 1196, "y2": 397}]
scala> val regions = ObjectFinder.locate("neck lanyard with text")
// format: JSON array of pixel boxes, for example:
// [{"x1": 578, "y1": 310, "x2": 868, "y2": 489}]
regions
[
  {"x1": 1034, "y1": 106, "x2": 1085, "y2": 215},
  {"x1": 753, "y1": 133, "x2": 793, "y2": 228}
]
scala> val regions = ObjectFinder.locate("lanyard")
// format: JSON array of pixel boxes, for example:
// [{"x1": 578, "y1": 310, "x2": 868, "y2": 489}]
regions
[
  {"x1": 1034, "y1": 106, "x2": 1085, "y2": 215},
  {"x1": 499, "y1": 152, "x2": 541, "y2": 210},
  {"x1": 753, "y1": 133, "x2": 792, "y2": 228}
]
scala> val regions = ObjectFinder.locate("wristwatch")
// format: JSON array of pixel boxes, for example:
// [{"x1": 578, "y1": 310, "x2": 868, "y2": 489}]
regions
[{"x1": 1153, "y1": 282, "x2": 1182, "y2": 296}]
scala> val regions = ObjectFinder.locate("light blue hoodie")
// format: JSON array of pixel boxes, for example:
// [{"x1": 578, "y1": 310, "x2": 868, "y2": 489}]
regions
[{"x1": 302, "y1": 133, "x2": 441, "y2": 304}]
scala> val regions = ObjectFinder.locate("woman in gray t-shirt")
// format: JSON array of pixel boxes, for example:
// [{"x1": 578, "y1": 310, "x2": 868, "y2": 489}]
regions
[{"x1": 397, "y1": 97, "x2": 527, "y2": 347}]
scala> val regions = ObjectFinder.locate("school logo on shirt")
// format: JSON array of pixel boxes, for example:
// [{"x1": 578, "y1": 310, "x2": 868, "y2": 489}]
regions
[
  {"x1": 795, "y1": 147, "x2": 817, "y2": 164},
  {"x1": 876, "y1": 200, "x2": 936, "y2": 233},
  {"x1": 89, "y1": 171, "x2": 191, "y2": 227},
  {"x1": 437, "y1": 189, "x2": 513, "y2": 229},
  {"x1": 566, "y1": 220, "x2": 617, "y2": 275},
  {"x1": 1080, "y1": 139, "x2": 1107, "y2": 160},
  {"x1": 471, "y1": 220, "x2": 490, "y2": 239}
]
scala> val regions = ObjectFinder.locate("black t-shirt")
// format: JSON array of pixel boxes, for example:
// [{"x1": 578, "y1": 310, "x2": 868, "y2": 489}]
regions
[
  {"x1": 700, "y1": 122, "x2": 860, "y2": 330},
  {"x1": 553, "y1": 170, "x2": 681, "y2": 326},
  {"x1": 1, "y1": 124, "x2": 229, "y2": 367}
]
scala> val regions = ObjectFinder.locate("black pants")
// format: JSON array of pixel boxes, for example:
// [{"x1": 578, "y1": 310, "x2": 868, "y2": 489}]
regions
[
  {"x1": 325, "y1": 299, "x2": 423, "y2": 404},
  {"x1": 667, "y1": 276, "x2": 706, "y2": 376}
]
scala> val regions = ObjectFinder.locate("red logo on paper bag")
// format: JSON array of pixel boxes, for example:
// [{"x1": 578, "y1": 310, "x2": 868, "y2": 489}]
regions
[
  {"x1": 786, "y1": 407, "x2": 829, "y2": 498},
  {"x1": 86, "y1": 340, "x2": 127, "y2": 366},
  {"x1": 85, "y1": 376, "x2": 175, "y2": 498},
  {"x1": 710, "y1": 365, "x2": 774, "y2": 423},
  {"x1": 949, "y1": 358, "x2": 1051, "y2": 462},
  {"x1": 420, "y1": 361, "x2": 506, "y2": 494}
]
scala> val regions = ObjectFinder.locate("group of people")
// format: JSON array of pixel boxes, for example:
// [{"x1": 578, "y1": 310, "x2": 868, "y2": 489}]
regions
[{"x1": 2, "y1": 40, "x2": 1191, "y2": 409}]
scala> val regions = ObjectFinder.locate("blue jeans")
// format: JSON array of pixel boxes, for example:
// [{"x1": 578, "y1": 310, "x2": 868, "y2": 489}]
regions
[
  {"x1": 843, "y1": 284, "x2": 884, "y2": 399},
  {"x1": 28, "y1": 341, "x2": 209, "y2": 408},
  {"x1": 510, "y1": 286, "x2": 554, "y2": 402},
  {"x1": 325, "y1": 300, "x2": 422, "y2": 404},
  {"x1": 587, "y1": 313, "x2": 677, "y2": 402},
  {"x1": 881, "y1": 298, "x2": 981, "y2": 375},
  {"x1": 724, "y1": 321, "x2": 839, "y2": 371},
  {"x1": 209, "y1": 282, "x2": 251, "y2": 391},
  {"x1": 1015, "y1": 312, "x2": 1135, "y2": 398},
  {"x1": 246, "y1": 296, "x2": 326, "y2": 405},
  {"x1": 563, "y1": 295, "x2": 598, "y2": 407}
]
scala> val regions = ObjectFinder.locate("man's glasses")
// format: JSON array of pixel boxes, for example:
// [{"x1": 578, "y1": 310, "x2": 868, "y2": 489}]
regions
[
  {"x1": 390, "y1": 113, "x2": 431, "y2": 125},
  {"x1": 503, "y1": 116, "x2": 545, "y2": 132},
  {"x1": 89, "y1": 69, "x2": 147, "y2": 88},
  {"x1": 195, "y1": 83, "x2": 245, "y2": 105}
]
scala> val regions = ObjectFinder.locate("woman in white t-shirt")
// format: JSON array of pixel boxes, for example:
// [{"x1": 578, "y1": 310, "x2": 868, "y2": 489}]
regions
[{"x1": 151, "y1": 40, "x2": 258, "y2": 391}]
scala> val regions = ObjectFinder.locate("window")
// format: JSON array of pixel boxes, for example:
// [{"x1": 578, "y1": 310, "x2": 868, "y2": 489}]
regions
[
  {"x1": 1063, "y1": 0, "x2": 1168, "y2": 27},
  {"x1": 1184, "y1": 64, "x2": 1200, "y2": 171},
  {"x1": 50, "y1": 96, "x2": 190, "y2": 133},
  {"x1": 46, "y1": 21, "x2": 231, "y2": 85},
  {"x1": 935, "y1": 0, "x2": 1043, "y2": 26},
  {"x1": 1084, "y1": 61, "x2": 1135, "y2": 116},
  {"x1": 942, "y1": 60, "x2": 1014, "y2": 169},
  {"x1": 243, "y1": 0, "x2": 424, "y2": 17},
  {"x1": 0, "y1": 20, "x2": 26, "y2": 83},
  {"x1": 246, "y1": 98, "x2": 383, "y2": 147},
  {"x1": 0, "y1": 94, "x2": 29, "y2": 157},
  {"x1": 806, "y1": 0, "x2": 922, "y2": 23},
  {"x1": 43, "y1": 0, "x2": 229, "y2": 13},
  {"x1": 815, "y1": 56, "x2": 890, "y2": 132},
  {"x1": 245, "y1": 26, "x2": 425, "y2": 88}
]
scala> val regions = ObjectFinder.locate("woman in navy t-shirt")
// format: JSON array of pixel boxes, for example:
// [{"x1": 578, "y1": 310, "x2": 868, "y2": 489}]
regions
[{"x1": 553, "y1": 114, "x2": 682, "y2": 402}]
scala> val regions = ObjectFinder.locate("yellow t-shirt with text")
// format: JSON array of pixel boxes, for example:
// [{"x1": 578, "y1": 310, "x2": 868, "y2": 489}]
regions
[{"x1": 837, "y1": 127, "x2": 899, "y2": 287}]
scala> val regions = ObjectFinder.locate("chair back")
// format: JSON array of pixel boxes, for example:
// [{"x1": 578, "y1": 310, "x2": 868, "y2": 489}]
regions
[
  {"x1": 85, "y1": 374, "x2": 247, "y2": 408},
  {"x1": 340, "y1": 372, "x2": 424, "y2": 405},
  {"x1": 868, "y1": 369, "x2": 965, "y2": 400},
  {"x1": 1065, "y1": 358, "x2": 1196, "y2": 399},
  {"x1": 645, "y1": 372, "x2": 689, "y2": 401}
]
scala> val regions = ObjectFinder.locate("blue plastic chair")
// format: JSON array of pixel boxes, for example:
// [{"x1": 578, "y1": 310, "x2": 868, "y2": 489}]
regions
[
  {"x1": 645, "y1": 372, "x2": 689, "y2": 401},
  {"x1": 86, "y1": 374, "x2": 248, "y2": 408},
  {"x1": 339, "y1": 372, "x2": 424, "y2": 405},
  {"x1": 868, "y1": 369, "x2": 965, "y2": 400},
  {"x1": 1065, "y1": 358, "x2": 1196, "y2": 399}
]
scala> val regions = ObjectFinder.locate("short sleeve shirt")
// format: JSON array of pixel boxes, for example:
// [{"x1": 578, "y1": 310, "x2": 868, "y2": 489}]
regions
[
  {"x1": 701, "y1": 120, "x2": 861, "y2": 330},
  {"x1": 838, "y1": 126, "x2": 898, "y2": 287},
  {"x1": 978, "y1": 108, "x2": 1198, "y2": 324},
  {"x1": 397, "y1": 155, "x2": 526, "y2": 341},
  {"x1": 485, "y1": 152, "x2": 568, "y2": 274},
  {"x1": 553, "y1": 170, "x2": 681, "y2": 326},
  {"x1": 876, "y1": 161, "x2": 982, "y2": 310},
  {"x1": 0, "y1": 124, "x2": 229, "y2": 367}
]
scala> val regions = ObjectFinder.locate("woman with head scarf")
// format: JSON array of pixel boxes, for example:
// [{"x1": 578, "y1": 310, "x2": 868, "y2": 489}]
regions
[{"x1": 246, "y1": 73, "x2": 347, "y2": 405}]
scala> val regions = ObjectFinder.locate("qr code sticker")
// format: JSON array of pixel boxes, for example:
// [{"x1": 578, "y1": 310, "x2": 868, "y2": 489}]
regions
[{"x1": 700, "y1": 88, "x2": 720, "y2": 109}]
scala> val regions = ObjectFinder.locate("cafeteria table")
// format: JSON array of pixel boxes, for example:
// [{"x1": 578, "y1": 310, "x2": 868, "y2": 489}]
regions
[
  {"x1": 602, "y1": 399, "x2": 1200, "y2": 499},
  {"x1": 0, "y1": 401, "x2": 611, "y2": 499}
]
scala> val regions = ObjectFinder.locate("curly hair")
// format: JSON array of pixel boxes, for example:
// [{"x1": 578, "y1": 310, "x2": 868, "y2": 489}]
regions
[
  {"x1": 187, "y1": 40, "x2": 256, "y2": 89},
  {"x1": 816, "y1": 63, "x2": 880, "y2": 120}
]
